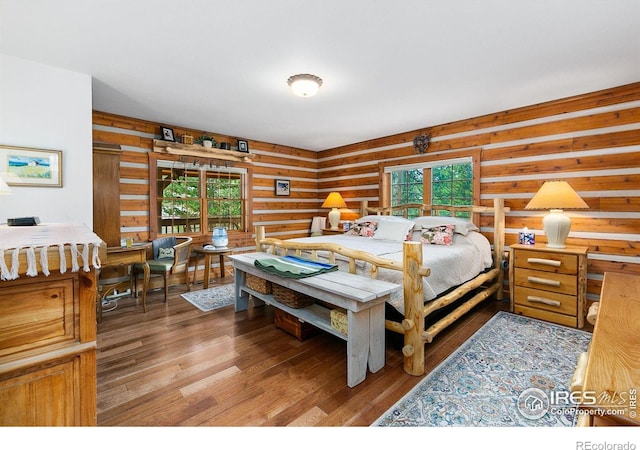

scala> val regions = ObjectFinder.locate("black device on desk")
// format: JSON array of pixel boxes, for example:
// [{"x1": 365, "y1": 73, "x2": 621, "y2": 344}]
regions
[{"x1": 7, "y1": 216, "x2": 40, "y2": 226}]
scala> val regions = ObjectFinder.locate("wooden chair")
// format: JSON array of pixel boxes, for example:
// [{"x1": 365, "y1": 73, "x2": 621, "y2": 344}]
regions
[{"x1": 133, "y1": 236, "x2": 193, "y2": 302}]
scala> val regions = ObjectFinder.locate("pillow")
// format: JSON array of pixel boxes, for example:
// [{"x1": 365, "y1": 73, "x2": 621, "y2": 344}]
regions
[
  {"x1": 412, "y1": 216, "x2": 479, "y2": 236},
  {"x1": 419, "y1": 224, "x2": 454, "y2": 245},
  {"x1": 348, "y1": 221, "x2": 378, "y2": 237},
  {"x1": 158, "y1": 247, "x2": 175, "y2": 259},
  {"x1": 355, "y1": 214, "x2": 411, "y2": 224},
  {"x1": 372, "y1": 218, "x2": 415, "y2": 242}
]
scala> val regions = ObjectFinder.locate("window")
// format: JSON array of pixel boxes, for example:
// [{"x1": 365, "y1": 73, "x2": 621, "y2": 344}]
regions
[
  {"x1": 386, "y1": 157, "x2": 473, "y2": 218},
  {"x1": 153, "y1": 159, "x2": 247, "y2": 237}
]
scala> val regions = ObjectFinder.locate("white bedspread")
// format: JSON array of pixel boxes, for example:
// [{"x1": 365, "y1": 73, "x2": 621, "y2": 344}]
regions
[{"x1": 288, "y1": 231, "x2": 493, "y2": 315}]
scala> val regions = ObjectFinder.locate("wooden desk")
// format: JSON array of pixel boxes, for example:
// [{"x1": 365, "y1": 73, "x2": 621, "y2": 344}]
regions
[
  {"x1": 573, "y1": 272, "x2": 640, "y2": 426},
  {"x1": 192, "y1": 246, "x2": 233, "y2": 289},
  {"x1": 230, "y1": 252, "x2": 398, "y2": 387},
  {"x1": 99, "y1": 245, "x2": 149, "y2": 322}
]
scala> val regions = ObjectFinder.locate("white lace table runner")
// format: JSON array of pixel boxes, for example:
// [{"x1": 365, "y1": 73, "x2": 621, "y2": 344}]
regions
[{"x1": 0, "y1": 223, "x2": 104, "y2": 280}]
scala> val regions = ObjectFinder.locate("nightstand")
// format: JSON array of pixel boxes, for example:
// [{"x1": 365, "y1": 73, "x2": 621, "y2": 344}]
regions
[
  {"x1": 509, "y1": 244, "x2": 588, "y2": 328},
  {"x1": 322, "y1": 228, "x2": 345, "y2": 235}
]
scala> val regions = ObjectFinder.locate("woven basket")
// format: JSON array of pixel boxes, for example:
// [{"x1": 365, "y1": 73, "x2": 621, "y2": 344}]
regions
[
  {"x1": 272, "y1": 284, "x2": 314, "y2": 308},
  {"x1": 246, "y1": 273, "x2": 272, "y2": 294}
]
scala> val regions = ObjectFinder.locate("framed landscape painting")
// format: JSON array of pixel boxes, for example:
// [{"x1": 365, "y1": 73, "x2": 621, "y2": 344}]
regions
[{"x1": 0, "y1": 145, "x2": 63, "y2": 187}]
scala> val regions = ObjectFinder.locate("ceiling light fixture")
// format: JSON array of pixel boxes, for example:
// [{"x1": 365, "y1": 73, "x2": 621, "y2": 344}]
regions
[{"x1": 287, "y1": 74, "x2": 323, "y2": 98}]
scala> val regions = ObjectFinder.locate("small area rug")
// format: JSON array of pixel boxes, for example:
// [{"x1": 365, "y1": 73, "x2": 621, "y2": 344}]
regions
[
  {"x1": 180, "y1": 284, "x2": 235, "y2": 312},
  {"x1": 372, "y1": 311, "x2": 592, "y2": 427}
]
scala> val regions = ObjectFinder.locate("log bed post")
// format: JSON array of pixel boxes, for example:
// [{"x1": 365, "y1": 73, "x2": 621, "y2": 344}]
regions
[
  {"x1": 402, "y1": 241, "x2": 426, "y2": 376},
  {"x1": 492, "y1": 197, "x2": 506, "y2": 301},
  {"x1": 255, "y1": 226, "x2": 266, "y2": 252}
]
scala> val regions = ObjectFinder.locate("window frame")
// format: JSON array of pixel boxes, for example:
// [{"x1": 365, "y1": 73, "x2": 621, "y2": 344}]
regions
[
  {"x1": 378, "y1": 149, "x2": 481, "y2": 210},
  {"x1": 148, "y1": 153, "x2": 252, "y2": 240}
]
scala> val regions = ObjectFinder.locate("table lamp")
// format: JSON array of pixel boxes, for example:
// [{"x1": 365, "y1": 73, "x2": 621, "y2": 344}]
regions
[
  {"x1": 525, "y1": 180, "x2": 588, "y2": 248},
  {"x1": 321, "y1": 192, "x2": 347, "y2": 230}
]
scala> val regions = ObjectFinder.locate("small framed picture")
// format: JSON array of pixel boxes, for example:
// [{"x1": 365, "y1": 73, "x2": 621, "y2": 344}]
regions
[
  {"x1": 275, "y1": 179, "x2": 290, "y2": 196},
  {"x1": 237, "y1": 139, "x2": 249, "y2": 153},
  {"x1": 161, "y1": 127, "x2": 175, "y2": 142},
  {"x1": 0, "y1": 145, "x2": 62, "y2": 187}
]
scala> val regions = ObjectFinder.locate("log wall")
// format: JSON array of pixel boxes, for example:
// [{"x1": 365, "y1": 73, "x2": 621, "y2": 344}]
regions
[
  {"x1": 318, "y1": 81, "x2": 640, "y2": 304},
  {"x1": 92, "y1": 111, "x2": 319, "y2": 253},
  {"x1": 93, "y1": 81, "x2": 640, "y2": 302}
]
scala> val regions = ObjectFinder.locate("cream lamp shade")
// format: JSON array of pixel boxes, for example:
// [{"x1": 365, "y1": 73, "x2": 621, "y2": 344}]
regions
[
  {"x1": 321, "y1": 192, "x2": 347, "y2": 230},
  {"x1": 525, "y1": 180, "x2": 588, "y2": 248},
  {"x1": 0, "y1": 175, "x2": 11, "y2": 195}
]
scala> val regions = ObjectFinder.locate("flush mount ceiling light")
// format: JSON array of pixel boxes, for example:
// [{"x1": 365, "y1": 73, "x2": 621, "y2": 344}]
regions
[{"x1": 287, "y1": 73, "x2": 323, "y2": 98}]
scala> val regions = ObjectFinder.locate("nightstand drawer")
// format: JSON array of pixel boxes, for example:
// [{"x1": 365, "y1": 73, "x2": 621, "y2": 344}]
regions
[
  {"x1": 514, "y1": 268, "x2": 577, "y2": 295},
  {"x1": 514, "y1": 305, "x2": 578, "y2": 328},
  {"x1": 513, "y1": 286, "x2": 577, "y2": 316},
  {"x1": 514, "y1": 249, "x2": 577, "y2": 274}
]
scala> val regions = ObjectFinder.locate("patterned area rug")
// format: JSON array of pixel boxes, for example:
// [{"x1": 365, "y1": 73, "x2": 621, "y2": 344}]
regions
[
  {"x1": 372, "y1": 311, "x2": 592, "y2": 427},
  {"x1": 180, "y1": 284, "x2": 235, "y2": 312}
]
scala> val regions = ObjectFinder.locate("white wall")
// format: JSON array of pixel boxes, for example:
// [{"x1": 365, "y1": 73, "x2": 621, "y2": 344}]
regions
[{"x1": 0, "y1": 54, "x2": 93, "y2": 226}]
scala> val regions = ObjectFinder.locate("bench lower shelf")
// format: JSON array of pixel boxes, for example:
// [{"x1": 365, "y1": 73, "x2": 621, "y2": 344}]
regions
[{"x1": 242, "y1": 286, "x2": 347, "y2": 340}]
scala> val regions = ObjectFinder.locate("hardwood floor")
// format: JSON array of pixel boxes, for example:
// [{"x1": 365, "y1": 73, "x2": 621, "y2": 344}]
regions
[{"x1": 96, "y1": 276, "x2": 509, "y2": 426}]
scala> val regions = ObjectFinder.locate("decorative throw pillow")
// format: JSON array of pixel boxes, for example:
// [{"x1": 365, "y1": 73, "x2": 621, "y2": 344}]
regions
[
  {"x1": 413, "y1": 216, "x2": 479, "y2": 236},
  {"x1": 372, "y1": 218, "x2": 415, "y2": 242},
  {"x1": 158, "y1": 247, "x2": 175, "y2": 259},
  {"x1": 348, "y1": 221, "x2": 378, "y2": 237},
  {"x1": 420, "y1": 224, "x2": 454, "y2": 245}
]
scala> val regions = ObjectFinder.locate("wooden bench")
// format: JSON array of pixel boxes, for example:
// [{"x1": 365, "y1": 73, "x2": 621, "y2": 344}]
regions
[{"x1": 229, "y1": 252, "x2": 400, "y2": 387}]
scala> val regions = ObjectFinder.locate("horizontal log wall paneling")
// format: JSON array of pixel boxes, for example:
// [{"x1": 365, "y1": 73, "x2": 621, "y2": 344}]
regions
[
  {"x1": 316, "y1": 81, "x2": 640, "y2": 304},
  {"x1": 92, "y1": 111, "x2": 319, "y2": 253}
]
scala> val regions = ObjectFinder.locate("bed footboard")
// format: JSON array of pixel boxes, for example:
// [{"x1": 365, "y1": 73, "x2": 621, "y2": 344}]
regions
[{"x1": 253, "y1": 196, "x2": 507, "y2": 377}]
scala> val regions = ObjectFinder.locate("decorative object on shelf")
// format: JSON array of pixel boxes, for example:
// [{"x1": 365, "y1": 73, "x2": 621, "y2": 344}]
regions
[
  {"x1": 275, "y1": 179, "x2": 290, "y2": 196},
  {"x1": 181, "y1": 134, "x2": 193, "y2": 145},
  {"x1": 219, "y1": 142, "x2": 231, "y2": 150},
  {"x1": 161, "y1": 127, "x2": 175, "y2": 142},
  {"x1": 413, "y1": 133, "x2": 431, "y2": 154},
  {"x1": 322, "y1": 191, "x2": 347, "y2": 230},
  {"x1": 212, "y1": 227, "x2": 229, "y2": 248},
  {"x1": 518, "y1": 227, "x2": 535, "y2": 245},
  {"x1": 0, "y1": 145, "x2": 62, "y2": 187},
  {"x1": 195, "y1": 135, "x2": 216, "y2": 148},
  {"x1": 525, "y1": 180, "x2": 588, "y2": 248},
  {"x1": 237, "y1": 139, "x2": 249, "y2": 153},
  {"x1": 287, "y1": 73, "x2": 323, "y2": 97},
  {"x1": 152, "y1": 140, "x2": 254, "y2": 164}
]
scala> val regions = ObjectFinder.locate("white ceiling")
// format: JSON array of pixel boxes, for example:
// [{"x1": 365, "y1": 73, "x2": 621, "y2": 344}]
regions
[{"x1": 1, "y1": 0, "x2": 639, "y2": 151}]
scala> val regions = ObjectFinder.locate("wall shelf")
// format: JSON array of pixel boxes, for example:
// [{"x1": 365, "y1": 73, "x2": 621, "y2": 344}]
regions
[{"x1": 153, "y1": 139, "x2": 254, "y2": 163}]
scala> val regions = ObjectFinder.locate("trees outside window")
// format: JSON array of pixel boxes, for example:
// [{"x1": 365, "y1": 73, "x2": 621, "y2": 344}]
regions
[{"x1": 389, "y1": 158, "x2": 473, "y2": 218}]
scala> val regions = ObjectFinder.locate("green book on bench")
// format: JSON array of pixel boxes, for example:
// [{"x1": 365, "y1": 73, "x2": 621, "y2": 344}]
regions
[{"x1": 254, "y1": 255, "x2": 338, "y2": 279}]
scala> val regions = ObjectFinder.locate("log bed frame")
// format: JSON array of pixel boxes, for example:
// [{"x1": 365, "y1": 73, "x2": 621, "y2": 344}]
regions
[{"x1": 255, "y1": 198, "x2": 508, "y2": 376}]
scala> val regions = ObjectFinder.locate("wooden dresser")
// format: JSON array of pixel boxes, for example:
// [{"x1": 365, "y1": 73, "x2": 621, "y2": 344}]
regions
[
  {"x1": 0, "y1": 224, "x2": 106, "y2": 425},
  {"x1": 510, "y1": 244, "x2": 588, "y2": 328},
  {"x1": 572, "y1": 272, "x2": 640, "y2": 426}
]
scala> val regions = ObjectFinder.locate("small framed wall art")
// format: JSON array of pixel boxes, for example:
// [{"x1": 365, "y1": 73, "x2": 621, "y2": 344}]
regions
[
  {"x1": 275, "y1": 179, "x2": 290, "y2": 196},
  {"x1": 237, "y1": 139, "x2": 249, "y2": 153},
  {"x1": 161, "y1": 126, "x2": 175, "y2": 142},
  {"x1": 0, "y1": 145, "x2": 63, "y2": 187}
]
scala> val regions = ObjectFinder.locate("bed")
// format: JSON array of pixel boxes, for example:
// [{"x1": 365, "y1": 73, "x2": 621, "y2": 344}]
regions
[{"x1": 254, "y1": 198, "x2": 508, "y2": 376}]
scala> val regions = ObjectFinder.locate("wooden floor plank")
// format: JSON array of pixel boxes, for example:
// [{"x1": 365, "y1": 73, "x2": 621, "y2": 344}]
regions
[{"x1": 97, "y1": 278, "x2": 508, "y2": 426}]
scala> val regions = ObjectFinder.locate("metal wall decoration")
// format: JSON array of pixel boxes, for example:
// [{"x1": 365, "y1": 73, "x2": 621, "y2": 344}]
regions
[{"x1": 413, "y1": 133, "x2": 431, "y2": 154}]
